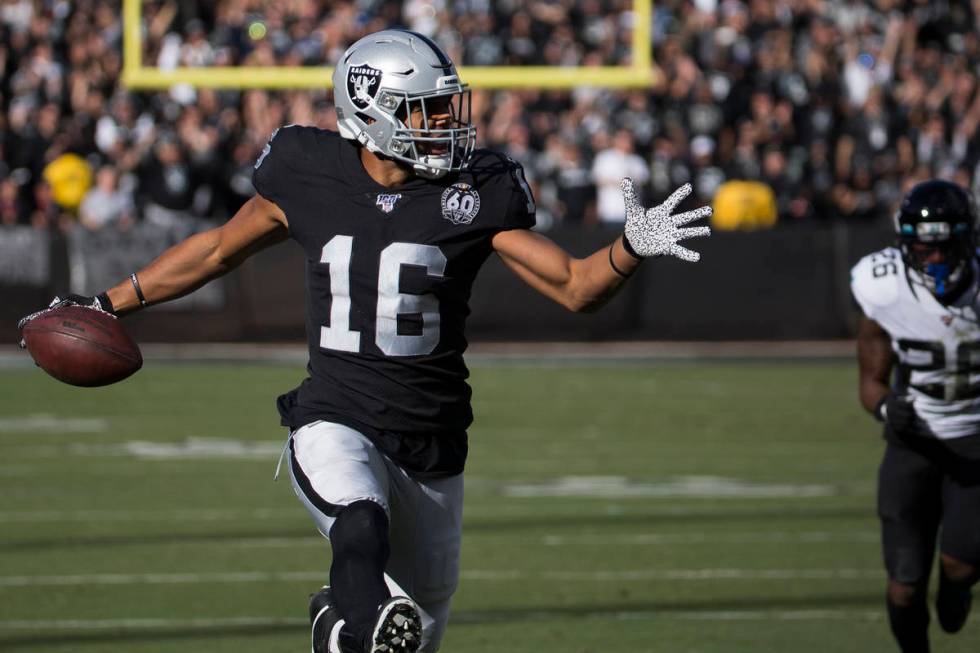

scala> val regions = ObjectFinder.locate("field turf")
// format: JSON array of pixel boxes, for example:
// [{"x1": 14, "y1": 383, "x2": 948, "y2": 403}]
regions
[{"x1": 1, "y1": 357, "x2": 978, "y2": 653}]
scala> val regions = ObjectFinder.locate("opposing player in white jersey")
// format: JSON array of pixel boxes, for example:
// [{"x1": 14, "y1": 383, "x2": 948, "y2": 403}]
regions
[{"x1": 852, "y1": 179, "x2": 980, "y2": 653}]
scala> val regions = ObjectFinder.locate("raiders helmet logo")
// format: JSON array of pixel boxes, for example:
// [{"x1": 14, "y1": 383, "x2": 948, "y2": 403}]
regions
[
  {"x1": 347, "y1": 64, "x2": 382, "y2": 109},
  {"x1": 441, "y1": 183, "x2": 481, "y2": 225}
]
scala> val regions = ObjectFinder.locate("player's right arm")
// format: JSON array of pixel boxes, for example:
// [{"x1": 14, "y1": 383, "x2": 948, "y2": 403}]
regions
[
  {"x1": 19, "y1": 127, "x2": 299, "y2": 331},
  {"x1": 850, "y1": 249, "x2": 917, "y2": 431},
  {"x1": 105, "y1": 194, "x2": 288, "y2": 315},
  {"x1": 857, "y1": 314, "x2": 894, "y2": 415},
  {"x1": 857, "y1": 313, "x2": 918, "y2": 432}
]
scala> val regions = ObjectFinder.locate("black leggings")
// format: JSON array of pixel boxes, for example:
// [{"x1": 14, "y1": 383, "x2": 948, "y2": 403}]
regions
[{"x1": 878, "y1": 432, "x2": 980, "y2": 584}]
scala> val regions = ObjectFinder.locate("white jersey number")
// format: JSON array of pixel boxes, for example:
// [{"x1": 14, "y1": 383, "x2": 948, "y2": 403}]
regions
[
  {"x1": 898, "y1": 339, "x2": 980, "y2": 401},
  {"x1": 318, "y1": 235, "x2": 360, "y2": 352},
  {"x1": 870, "y1": 249, "x2": 899, "y2": 278},
  {"x1": 318, "y1": 236, "x2": 446, "y2": 357}
]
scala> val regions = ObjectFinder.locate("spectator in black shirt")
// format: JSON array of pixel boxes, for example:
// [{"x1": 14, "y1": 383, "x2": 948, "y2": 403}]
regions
[{"x1": 138, "y1": 134, "x2": 199, "y2": 229}]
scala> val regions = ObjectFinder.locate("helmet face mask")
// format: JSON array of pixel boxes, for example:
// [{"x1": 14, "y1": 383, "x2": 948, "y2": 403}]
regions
[
  {"x1": 904, "y1": 240, "x2": 969, "y2": 297},
  {"x1": 895, "y1": 180, "x2": 979, "y2": 299},
  {"x1": 388, "y1": 90, "x2": 473, "y2": 176},
  {"x1": 333, "y1": 30, "x2": 476, "y2": 179}
]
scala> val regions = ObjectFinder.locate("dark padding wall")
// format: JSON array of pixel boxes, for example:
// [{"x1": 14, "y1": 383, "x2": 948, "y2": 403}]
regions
[{"x1": 1, "y1": 222, "x2": 893, "y2": 343}]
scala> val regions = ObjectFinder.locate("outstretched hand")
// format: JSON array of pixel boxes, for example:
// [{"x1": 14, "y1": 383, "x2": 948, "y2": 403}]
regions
[{"x1": 621, "y1": 180, "x2": 712, "y2": 262}]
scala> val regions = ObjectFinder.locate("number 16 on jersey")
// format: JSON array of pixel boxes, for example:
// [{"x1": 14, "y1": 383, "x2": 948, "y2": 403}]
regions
[{"x1": 318, "y1": 235, "x2": 447, "y2": 357}]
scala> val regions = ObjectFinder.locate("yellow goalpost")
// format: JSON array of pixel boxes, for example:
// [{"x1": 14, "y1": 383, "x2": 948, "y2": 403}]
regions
[{"x1": 121, "y1": 0, "x2": 655, "y2": 89}]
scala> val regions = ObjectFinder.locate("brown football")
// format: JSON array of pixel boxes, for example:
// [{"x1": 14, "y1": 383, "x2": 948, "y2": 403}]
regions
[{"x1": 21, "y1": 305, "x2": 142, "y2": 387}]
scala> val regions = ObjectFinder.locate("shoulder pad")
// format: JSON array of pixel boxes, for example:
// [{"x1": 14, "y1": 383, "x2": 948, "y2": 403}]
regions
[
  {"x1": 465, "y1": 149, "x2": 530, "y2": 196},
  {"x1": 253, "y1": 125, "x2": 343, "y2": 204},
  {"x1": 466, "y1": 149, "x2": 518, "y2": 181},
  {"x1": 462, "y1": 149, "x2": 535, "y2": 229},
  {"x1": 257, "y1": 124, "x2": 333, "y2": 165},
  {"x1": 850, "y1": 247, "x2": 904, "y2": 316},
  {"x1": 253, "y1": 125, "x2": 320, "y2": 205}
]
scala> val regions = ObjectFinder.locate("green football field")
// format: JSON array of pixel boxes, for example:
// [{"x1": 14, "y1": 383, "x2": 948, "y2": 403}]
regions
[{"x1": 1, "y1": 357, "x2": 978, "y2": 653}]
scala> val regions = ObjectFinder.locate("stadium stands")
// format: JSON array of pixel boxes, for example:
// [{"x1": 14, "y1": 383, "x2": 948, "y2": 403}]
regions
[
  {"x1": 1, "y1": 1, "x2": 977, "y2": 233},
  {"x1": 0, "y1": 1, "x2": 977, "y2": 339}
]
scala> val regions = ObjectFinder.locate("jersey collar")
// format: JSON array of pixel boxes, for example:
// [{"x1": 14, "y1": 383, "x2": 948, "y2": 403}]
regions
[{"x1": 340, "y1": 138, "x2": 443, "y2": 193}]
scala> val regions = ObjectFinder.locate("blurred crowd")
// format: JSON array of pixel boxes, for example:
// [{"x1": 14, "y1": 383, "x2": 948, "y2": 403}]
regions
[{"x1": 1, "y1": 0, "x2": 979, "y2": 235}]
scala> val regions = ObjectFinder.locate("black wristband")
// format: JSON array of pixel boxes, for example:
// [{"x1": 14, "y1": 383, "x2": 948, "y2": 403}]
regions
[
  {"x1": 621, "y1": 233, "x2": 641, "y2": 260},
  {"x1": 608, "y1": 245, "x2": 632, "y2": 278},
  {"x1": 874, "y1": 395, "x2": 887, "y2": 423},
  {"x1": 95, "y1": 292, "x2": 115, "y2": 315},
  {"x1": 130, "y1": 273, "x2": 148, "y2": 307}
]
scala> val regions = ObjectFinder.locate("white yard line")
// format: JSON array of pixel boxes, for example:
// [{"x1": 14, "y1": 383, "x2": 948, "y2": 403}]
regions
[
  {"x1": 0, "y1": 507, "x2": 807, "y2": 523},
  {"x1": 0, "y1": 571, "x2": 324, "y2": 587},
  {"x1": 612, "y1": 609, "x2": 883, "y2": 621},
  {"x1": 540, "y1": 531, "x2": 878, "y2": 546},
  {"x1": 0, "y1": 508, "x2": 290, "y2": 523},
  {"x1": 234, "y1": 531, "x2": 879, "y2": 549},
  {"x1": 505, "y1": 475, "x2": 836, "y2": 499},
  {"x1": 0, "y1": 415, "x2": 108, "y2": 433},
  {"x1": 0, "y1": 568, "x2": 883, "y2": 588},
  {"x1": 0, "y1": 609, "x2": 883, "y2": 632},
  {"x1": 0, "y1": 502, "x2": 868, "y2": 523},
  {"x1": 0, "y1": 505, "x2": 876, "y2": 548},
  {"x1": 0, "y1": 616, "x2": 305, "y2": 630},
  {"x1": 0, "y1": 341, "x2": 856, "y2": 365},
  {"x1": 468, "y1": 569, "x2": 884, "y2": 581},
  {"x1": 0, "y1": 497, "x2": 866, "y2": 523}
]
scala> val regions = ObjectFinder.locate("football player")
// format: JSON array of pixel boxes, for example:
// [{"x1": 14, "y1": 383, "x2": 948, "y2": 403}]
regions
[
  {"x1": 19, "y1": 31, "x2": 711, "y2": 653},
  {"x1": 852, "y1": 179, "x2": 980, "y2": 653}
]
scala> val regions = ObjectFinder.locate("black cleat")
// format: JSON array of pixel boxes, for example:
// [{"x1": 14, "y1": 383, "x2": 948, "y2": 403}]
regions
[
  {"x1": 936, "y1": 574, "x2": 973, "y2": 634},
  {"x1": 369, "y1": 597, "x2": 422, "y2": 653},
  {"x1": 310, "y1": 586, "x2": 341, "y2": 653}
]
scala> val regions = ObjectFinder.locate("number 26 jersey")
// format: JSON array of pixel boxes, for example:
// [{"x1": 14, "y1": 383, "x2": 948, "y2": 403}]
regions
[
  {"x1": 253, "y1": 126, "x2": 535, "y2": 478},
  {"x1": 851, "y1": 247, "x2": 980, "y2": 440}
]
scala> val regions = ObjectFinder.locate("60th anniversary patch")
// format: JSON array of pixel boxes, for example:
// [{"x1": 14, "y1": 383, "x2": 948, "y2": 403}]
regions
[{"x1": 441, "y1": 183, "x2": 481, "y2": 225}]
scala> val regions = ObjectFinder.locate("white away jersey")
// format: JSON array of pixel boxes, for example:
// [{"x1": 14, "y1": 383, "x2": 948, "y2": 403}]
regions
[{"x1": 851, "y1": 247, "x2": 980, "y2": 440}]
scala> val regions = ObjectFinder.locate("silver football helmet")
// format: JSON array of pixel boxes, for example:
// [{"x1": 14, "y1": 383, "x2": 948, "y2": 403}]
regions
[{"x1": 333, "y1": 30, "x2": 475, "y2": 179}]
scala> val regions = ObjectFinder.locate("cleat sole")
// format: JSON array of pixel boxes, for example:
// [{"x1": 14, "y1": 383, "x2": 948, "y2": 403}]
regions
[{"x1": 371, "y1": 598, "x2": 422, "y2": 653}]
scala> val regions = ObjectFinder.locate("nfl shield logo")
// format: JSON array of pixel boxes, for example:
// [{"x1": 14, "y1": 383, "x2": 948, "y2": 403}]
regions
[{"x1": 376, "y1": 193, "x2": 402, "y2": 214}]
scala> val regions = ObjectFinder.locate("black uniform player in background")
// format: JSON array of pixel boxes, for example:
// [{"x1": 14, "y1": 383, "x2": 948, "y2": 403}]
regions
[
  {"x1": 19, "y1": 31, "x2": 712, "y2": 653},
  {"x1": 852, "y1": 180, "x2": 980, "y2": 653}
]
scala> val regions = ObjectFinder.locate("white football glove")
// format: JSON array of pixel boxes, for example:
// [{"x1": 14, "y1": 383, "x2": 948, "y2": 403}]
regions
[{"x1": 621, "y1": 179, "x2": 712, "y2": 262}]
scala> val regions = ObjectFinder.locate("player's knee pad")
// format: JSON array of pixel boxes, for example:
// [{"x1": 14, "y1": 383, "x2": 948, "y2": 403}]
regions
[
  {"x1": 330, "y1": 500, "x2": 390, "y2": 564},
  {"x1": 887, "y1": 579, "x2": 928, "y2": 607},
  {"x1": 940, "y1": 554, "x2": 980, "y2": 584}
]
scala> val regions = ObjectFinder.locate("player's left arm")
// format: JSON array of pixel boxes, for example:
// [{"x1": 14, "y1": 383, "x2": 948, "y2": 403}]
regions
[
  {"x1": 491, "y1": 181, "x2": 711, "y2": 313},
  {"x1": 492, "y1": 229, "x2": 637, "y2": 312}
]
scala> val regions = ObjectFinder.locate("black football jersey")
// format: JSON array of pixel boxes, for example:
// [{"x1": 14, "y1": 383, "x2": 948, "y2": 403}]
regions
[{"x1": 253, "y1": 126, "x2": 535, "y2": 478}]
